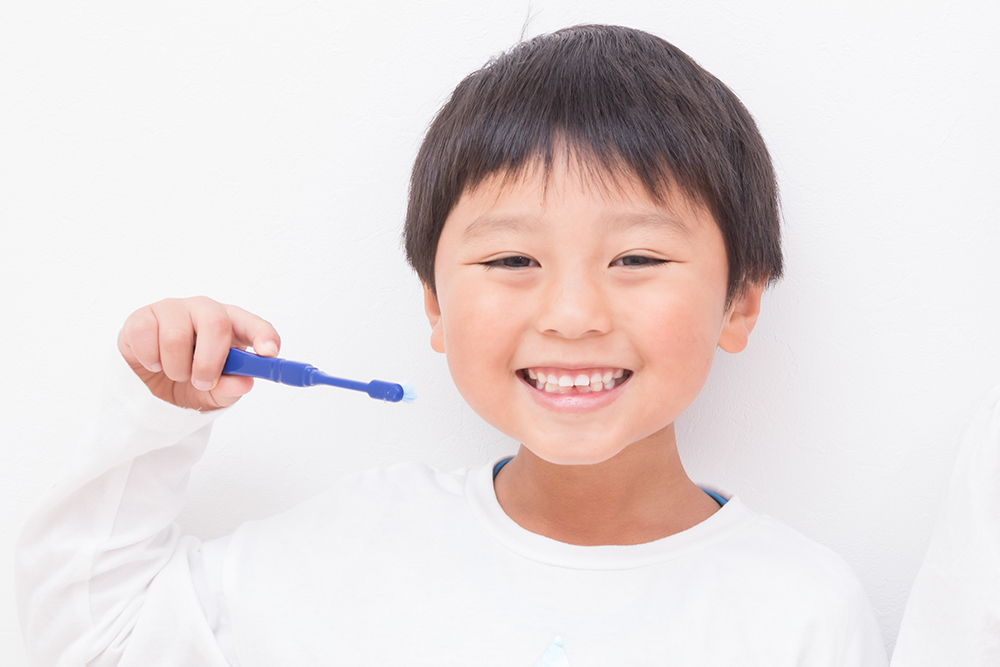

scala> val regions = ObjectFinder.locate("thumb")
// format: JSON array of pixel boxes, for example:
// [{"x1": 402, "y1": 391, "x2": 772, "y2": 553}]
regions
[{"x1": 254, "y1": 339, "x2": 280, "y2": 357}]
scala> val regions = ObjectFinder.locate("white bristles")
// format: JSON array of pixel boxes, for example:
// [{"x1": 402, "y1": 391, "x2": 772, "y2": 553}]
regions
[{"x1": 400, "y1": 384, "x2": 417, "y2": 403}]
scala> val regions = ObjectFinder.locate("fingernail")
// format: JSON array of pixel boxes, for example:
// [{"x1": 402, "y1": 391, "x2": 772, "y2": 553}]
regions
[
  {"x1": 193, "y1": 379, "x2": 212, "y2": 391},
  {"x1": 150, "y1": 362, "x2": 162, "y2": 372},
  {"x1": 260, "y1": 341, "x2": 279, "y2": 356}
]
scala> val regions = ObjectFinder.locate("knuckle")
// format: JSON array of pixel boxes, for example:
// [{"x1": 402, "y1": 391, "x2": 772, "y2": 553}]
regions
[
  {"x1": 161, "y1": 328, "x2": 192, "y2": 349},
  {"x1": 203, "y1": 316, "x2": 231, "y2": 337},
  {"x1": 191, "y1": 362, "x2": 217, "y2": 380},
  {"x1": 126, "y1": 317, "x2": 149, "y2": 338},
  {"x1": 128, "y1": 315, "x2": 157, "y2": 344},
  {"x1": 192, "y1": 295, "x2": 219, "y2": 308},
  {"x1": 167, "y1": 368, "x2": 191, "y2": 382}
]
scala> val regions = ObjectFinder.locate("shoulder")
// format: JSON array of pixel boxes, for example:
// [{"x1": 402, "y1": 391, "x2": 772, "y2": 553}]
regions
[
  {"x1": 684, "y1": 501, "x2": 887, "y2": 663},
  {"x1": 705, "y1": 503, "x2": 885, "y2": 659},
  {"x1": 231, "y1": 461, "x2": 470, "y2": 546},
  {"x1": 326, "y1": 460, "x2": 469, "y2": 517},
  {"x1": 735, "y1": 509, "x2": 861, "y2": 583},
  {"x1": 718, "y1": 506, "x2": 868, "y2": 608},
  {"x1": 341, "y1": 460, "x2": 468, "y2": 497}
]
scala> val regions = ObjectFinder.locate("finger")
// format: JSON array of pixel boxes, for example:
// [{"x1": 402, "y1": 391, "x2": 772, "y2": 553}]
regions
[
  {"x1": 209, "y1": 375, "x2": 255, "y2": 408},
  {"x1": 119, "y1": 306, "x2": 163, "y2": 373},
  {"x1": 152, "y1": 299, "x2": 195, "y2": 383},
  {"x1": 225, "y1": 304, "x2": 281, "y2": 357},
  {"x1": 172, "y1": 373, "x2": 253, "y2": 412},
  {"x1": 189, "y1": 298, "x2": 233, "y2": 391}
]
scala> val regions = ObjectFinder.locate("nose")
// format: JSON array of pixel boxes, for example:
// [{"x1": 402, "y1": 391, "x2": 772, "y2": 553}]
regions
[{"x1": 535, "y1": 269, "x2": 612, "y2": 339}]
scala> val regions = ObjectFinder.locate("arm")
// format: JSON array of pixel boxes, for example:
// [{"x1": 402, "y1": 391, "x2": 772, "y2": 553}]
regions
[{"x1": 16, "y1": 298, "x2": 280, "y2": 666}]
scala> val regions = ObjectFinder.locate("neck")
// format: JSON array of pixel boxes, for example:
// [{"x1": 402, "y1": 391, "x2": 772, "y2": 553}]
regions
[{"x1": 493, "y1": 424, "x2": 719, "y2": 546}]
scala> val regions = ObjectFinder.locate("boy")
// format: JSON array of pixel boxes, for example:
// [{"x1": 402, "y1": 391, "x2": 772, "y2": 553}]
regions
[{"x1": 17, "y1": 25, "x2": 888, "y2": 665}]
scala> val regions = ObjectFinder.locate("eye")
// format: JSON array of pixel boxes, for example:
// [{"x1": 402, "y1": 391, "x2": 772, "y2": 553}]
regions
[
  {"x1": 611, "y1": 255, "x2": 667, "y2": 268},
  {"x1": 482, "y1": 255, "x2": 538, "y2": 270}
]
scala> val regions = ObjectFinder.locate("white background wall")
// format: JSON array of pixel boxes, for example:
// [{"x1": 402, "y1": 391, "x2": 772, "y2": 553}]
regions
[{"x1": 2, "y1": 0, "x2": 998, "y2": 663}]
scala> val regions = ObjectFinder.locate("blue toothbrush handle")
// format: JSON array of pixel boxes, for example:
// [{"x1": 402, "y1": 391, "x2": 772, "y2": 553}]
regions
[
  {"x1": 222, "y1": 347, "x2": 415, "y2": 403},
  {"x1": 222, "y1": 347, "x2": 317, "y2": 387}
]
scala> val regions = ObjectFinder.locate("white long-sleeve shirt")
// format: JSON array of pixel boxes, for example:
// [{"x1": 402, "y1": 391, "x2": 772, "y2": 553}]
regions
[{"x1": 17, "y1": 356, "x2": 889, "y2": 666}]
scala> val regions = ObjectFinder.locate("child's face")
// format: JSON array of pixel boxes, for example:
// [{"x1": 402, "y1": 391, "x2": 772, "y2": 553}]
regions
[{"x1": 424, "y1": 158, "x2": 760, "y2": 465}]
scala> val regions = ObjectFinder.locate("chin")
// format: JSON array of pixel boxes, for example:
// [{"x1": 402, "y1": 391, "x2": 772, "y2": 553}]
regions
[{"x1": 523, "y1": 439, "x2": 629, "y2": 466}]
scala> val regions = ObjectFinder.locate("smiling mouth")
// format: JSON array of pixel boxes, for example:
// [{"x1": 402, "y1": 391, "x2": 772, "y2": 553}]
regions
[{"x1": 518, "y1": 368, "x2": 633, "y2": 393}]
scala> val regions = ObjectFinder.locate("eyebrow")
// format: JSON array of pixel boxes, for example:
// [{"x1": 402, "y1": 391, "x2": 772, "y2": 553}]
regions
[
  {"x1": 461, "y1": 210, "x2": 692, "y2": 242},
  {"x1": 606, "y1": 211, "x2": 692, "y2": 236},
  {"x1": 461, "y1": 214, "x2": 536, "y2": 242}
]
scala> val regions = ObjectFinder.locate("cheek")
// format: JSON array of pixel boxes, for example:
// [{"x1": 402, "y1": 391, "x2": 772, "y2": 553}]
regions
[
  {"x1": 440, "y1": 279, "x2": 524, "y2": 409},
  {"x1": 632, "y1": 288, "x2": 725, "y2": 402},
  {"x1": 445, "y1": 279, "x2": 519, "y2": 359}
]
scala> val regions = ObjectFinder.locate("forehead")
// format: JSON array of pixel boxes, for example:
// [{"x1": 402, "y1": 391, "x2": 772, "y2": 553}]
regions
[{"x1": 448, "y1": 156, "x2": 716, "y2": 242}]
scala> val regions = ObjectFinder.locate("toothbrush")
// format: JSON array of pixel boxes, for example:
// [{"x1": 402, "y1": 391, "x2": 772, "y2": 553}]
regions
[{"x1": 222, "y1": 347, "x2": 416, "y2": 403}]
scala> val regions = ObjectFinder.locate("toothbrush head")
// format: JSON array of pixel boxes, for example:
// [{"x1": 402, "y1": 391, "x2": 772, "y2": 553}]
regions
[{"x1": 365, "y1": 380, "x2": 417, "y2": 403}]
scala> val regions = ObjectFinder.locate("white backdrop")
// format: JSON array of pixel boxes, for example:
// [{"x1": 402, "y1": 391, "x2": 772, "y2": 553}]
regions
[{"x1": 2, "y1": 1, "x2": 998, "y2": 663}]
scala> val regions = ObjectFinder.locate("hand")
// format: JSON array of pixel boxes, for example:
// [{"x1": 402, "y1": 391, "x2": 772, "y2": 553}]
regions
[{"x1": 117, "y1": 297, "x2": 281, "y2": 411}]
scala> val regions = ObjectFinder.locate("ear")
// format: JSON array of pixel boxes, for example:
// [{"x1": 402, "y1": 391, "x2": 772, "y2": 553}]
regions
[
  {"x1": 717, "y1": 283, "x2": 764, "y2": 353},
  {"x1": 422, "y1": 283, "x2": 445, "y2": 353}
]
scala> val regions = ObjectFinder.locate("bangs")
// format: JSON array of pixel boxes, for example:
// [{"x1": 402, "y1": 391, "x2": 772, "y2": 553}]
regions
[{"x1": 469, "y1": 135, "x2": 687, "y2": 211}]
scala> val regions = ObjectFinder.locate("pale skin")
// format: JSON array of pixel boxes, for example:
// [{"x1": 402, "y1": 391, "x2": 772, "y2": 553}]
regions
[
  {"x1": 425, "y1": 158, "x2": 763, "y2": 545},
  {"x1": 118, "y1": 297, "x2": 281, "y2": 412},
  {"x1": 118, "y1": 156, "x2": 762, "y2": 548}
]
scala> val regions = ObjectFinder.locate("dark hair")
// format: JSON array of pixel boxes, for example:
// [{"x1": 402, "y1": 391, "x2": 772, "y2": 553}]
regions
[{"x1": 403, "y1": 24, "x2": 782, "y2": 303}]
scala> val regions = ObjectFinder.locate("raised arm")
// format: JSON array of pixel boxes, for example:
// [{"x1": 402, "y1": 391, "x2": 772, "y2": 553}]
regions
[{"x1": 16, "y1": 298, "x2": 280, "y2": 666}]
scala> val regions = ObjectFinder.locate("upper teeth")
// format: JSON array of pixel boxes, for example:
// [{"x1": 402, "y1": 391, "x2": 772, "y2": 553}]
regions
[{"x1": 524, "y1": 368, "x2": 628, "y2": 393}]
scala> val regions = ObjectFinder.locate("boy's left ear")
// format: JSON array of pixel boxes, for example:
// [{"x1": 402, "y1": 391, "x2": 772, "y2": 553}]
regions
[
  {"x1": 717, "y1": 283, "x2": 764, "y2": 353},
  {"x1": 422, "y1": 283, "x2": 445, "y2": 354}
]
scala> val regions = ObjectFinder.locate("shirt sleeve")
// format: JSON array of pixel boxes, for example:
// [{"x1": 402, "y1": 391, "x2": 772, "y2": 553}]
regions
[
  {"x1": 835, "y1": 572, "x2": 891, "y2": 667},
  {"x1": 786, "y1": 539, "x2": 889, "y2": 667},
  {"x1": 16, "y1": 349, "x2": 240, "y2": 667}
]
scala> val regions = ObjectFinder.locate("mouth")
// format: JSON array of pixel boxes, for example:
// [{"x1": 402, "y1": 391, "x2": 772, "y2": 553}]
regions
[{"x1": 517, "y1": 367, "x2": 633, "y2": 394}]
